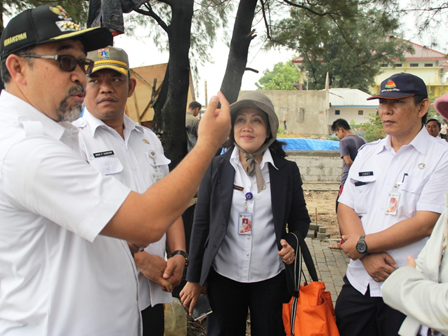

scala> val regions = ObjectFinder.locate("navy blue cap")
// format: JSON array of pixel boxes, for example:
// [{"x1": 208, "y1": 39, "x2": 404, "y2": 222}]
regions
[{"x1": 367, "y1": 73, "x2": 427, "y2": 100}]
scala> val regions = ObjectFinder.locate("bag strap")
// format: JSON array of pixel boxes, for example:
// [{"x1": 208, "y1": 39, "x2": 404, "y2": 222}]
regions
[{"x1": 290, "y1": 232, "x2": 319, "y2": 293}]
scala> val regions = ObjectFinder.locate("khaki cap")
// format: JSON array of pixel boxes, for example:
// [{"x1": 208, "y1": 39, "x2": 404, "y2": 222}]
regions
[{"x1": 87, "y1": 46, "x2": 129, "y2": 76}]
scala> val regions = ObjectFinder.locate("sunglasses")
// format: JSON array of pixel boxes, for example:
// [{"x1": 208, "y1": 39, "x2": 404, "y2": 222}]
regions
[{"x1": 19, "y1": 54, "x2": 95, "y2": 75}]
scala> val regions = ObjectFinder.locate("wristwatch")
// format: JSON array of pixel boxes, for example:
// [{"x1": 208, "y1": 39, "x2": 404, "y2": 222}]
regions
[
  {"x1": 171, "y1": 250, "x2": 189, "y2": 266},
  {"x1": 356, "y1": 236, "x2": 368, "y2": 255}
]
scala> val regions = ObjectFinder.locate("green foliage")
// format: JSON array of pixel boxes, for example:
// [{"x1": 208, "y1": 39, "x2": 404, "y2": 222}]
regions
[
  {"x1": 277, "y1": 127, "x2": 287, "y2": 136},
  {"x1": 268, "y1": 3, "x2": 410, "y2": 93},
  {"x1": 359, "y1": 111, "x2": 385, "y2": 142},
  {"x1": 256, "y1": 61, "x2": 301, "y2": 90},
  {"x1": 2, "y1": 1, "x2": 88, "y2": 29},
  {"x1": 124, "y1": 0, "x2": 233, "y2": 82}
]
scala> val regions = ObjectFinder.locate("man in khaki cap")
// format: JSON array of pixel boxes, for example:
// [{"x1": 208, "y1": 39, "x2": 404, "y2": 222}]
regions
[
  {"x1": 74, "y1": 46, "x2": 187, "y2": 336},
  {"x1": 0, "y1": 4, "x2": 230, "y2": 335}
]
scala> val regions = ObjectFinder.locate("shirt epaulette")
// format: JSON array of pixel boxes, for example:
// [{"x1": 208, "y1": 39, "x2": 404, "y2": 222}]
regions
[{"x1": 358, "y1": 139, "x2": 381, "y2": 151}]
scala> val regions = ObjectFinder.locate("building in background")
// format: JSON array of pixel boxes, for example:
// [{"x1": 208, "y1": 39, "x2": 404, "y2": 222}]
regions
[
  {"x1": 328, "y1": 88, "x2": 378, "y2": 128},
  {"x1": 375, "y1": 39, "x2": 448, "y2": 97}
]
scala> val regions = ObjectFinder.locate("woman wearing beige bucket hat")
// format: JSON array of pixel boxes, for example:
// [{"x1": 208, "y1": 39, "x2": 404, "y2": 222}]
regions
[{"x1": 180, "y1": 92, "x2": 311, "y2": 336}]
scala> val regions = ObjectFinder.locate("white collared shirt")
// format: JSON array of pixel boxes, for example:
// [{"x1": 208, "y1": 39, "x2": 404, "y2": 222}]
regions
[
  {"x1": 0, "y1": 91, "x2": 140, "y2": 335},
  {"x1": 74, "y1": 110, "x2": 172, "y2": 310},
  {"x1": 213, "y1": 147, "x2": 284, "y2": 283},
  {"x1": 339, "y1": 127, "x2": 448, "y2": 296}
]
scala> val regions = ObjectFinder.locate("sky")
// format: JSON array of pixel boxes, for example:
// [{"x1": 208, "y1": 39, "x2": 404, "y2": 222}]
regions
[
  {"x1": 113, "y1": 12, "x2": 296, "y2": 106},
  {"x1": 113, "y1": 2, "x2": 448, "y2": 106}
]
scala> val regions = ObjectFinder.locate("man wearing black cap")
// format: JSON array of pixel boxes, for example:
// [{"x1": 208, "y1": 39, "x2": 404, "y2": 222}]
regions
[
  {"x1": 0, "y1": 5, "x2": 230, "y2": 335},
  {"x1": 335, "y1": 73, "x2": 448, "y2": 336}
]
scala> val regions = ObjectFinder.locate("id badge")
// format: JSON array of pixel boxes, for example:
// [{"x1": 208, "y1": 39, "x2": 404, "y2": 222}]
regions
[
  {"x1": 152, "y1": 171, "x2": 164, "y2": 184},
  {"x1": 238, "y1": 212, "x2": 252, "y2": 235},
  {"x1": 385, "y1": 191, "x2": 400, "y2": 215}
]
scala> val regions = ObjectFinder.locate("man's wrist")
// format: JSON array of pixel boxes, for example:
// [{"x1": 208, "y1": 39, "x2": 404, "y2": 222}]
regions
[
  {"x1": 171, "y1": 250, "x2": 189, "y2": 266},
  {"x1": 356, "y1": 235, "x2": 369, "y2": 255}
]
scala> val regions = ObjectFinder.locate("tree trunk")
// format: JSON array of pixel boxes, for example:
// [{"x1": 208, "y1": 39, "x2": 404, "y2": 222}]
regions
[
  {"x1": 151, "y1": 63, "x2": 169, "y2": 136},
  {"x1": 220, "y1": 0, "x2": 258, "y2": 104},
  {"x1": 159, "y1": 0, "x2": 193, "y2": 170}
]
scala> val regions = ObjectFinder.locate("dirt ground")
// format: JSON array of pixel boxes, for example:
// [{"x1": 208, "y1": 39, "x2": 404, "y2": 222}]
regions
[{"x1": 304, "y1": 190, "x2": 340, "y2": 238}]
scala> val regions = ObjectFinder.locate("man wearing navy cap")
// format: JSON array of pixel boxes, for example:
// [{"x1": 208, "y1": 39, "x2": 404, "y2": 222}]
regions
[
  {"x1": 335, "y1": 73, "x2": 448, "y2": 336},
  {"x1": 0, "y1": 4, "x2": 230, "y2": 335}
]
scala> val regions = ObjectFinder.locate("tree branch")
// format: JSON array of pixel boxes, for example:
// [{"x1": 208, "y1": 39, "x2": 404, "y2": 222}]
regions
[
  {"x1": 281, "y1": 0, "x2": 331, "y2": 16},
  {"x1": 261, "y1": 0, "x2": 287, "y2": 46},
  {"x1": 134, "y1": 3, "x2": 169, "y2": 33}
]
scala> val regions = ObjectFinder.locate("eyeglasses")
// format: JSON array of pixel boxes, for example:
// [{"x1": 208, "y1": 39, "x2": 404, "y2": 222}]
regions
[{"x1": 19, "y1": 54, "x2": 95, "y2": 75}]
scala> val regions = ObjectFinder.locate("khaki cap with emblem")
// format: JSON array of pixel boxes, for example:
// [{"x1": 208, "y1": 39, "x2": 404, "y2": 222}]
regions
[
  {"x1": 0, "y1": 4, "x2": 113, "y2": 59},
  {"x1": 87, "y1": 46, "x2": 129, "y2": 76}
]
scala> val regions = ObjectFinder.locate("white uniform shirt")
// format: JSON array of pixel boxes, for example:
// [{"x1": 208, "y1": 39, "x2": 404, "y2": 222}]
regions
[
  {"x1": 213, "y1": 147, "x2": 284, "y2": 282},
  {"x1": 74, "y1": 110, "x2": 172, "y2": 309},
  {"x1": 339, "y1": 127, "x2": 448, "y2": 296},
  {"x1": 0, "y1": 91, "x2": 140, "y2": 335}
]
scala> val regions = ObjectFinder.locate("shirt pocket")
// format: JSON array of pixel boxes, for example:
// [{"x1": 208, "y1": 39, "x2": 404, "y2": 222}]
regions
[
  {"x1": 89, "y1": 156, "x2": 123, "y2": 176},
  {"x1": 399, "y1": 175, "x2": 426, "y2": 217},
  {"x1": 349, "y1": 175, "x2": 377, "y2": 216}
]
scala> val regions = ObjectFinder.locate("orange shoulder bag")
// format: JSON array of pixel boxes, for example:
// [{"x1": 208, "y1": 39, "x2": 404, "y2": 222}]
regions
[{"x1": 282, "y1": 232, "x2": 340, "y2": 336}]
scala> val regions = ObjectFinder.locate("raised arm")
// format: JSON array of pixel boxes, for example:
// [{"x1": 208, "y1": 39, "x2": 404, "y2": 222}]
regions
[{"x1": 102, "y1": 92, "x2": 231, "y2": 245}]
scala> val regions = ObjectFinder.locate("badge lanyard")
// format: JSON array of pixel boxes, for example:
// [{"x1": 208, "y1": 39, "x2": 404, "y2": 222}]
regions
[
  {"x1": 148, "y1": 150, "x2": 164, "y2": 183},
  {"x1": 385, "y1": 173, "x2": 408, "y2": 216},
  {"x1": 238, "y1": 192, "x2": 253, "y2": 235}
]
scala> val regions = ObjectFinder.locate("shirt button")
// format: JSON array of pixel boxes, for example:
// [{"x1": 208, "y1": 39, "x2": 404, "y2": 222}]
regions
[
  {"x1": 246, "y1": 253, "x2": 249, "y2": 256},
  {"x1": 247, "y1": 236, "x2": 250, "y2": 240},
  {"x1": 105, "y1": 165, "x2": 110, "y2": 170}
]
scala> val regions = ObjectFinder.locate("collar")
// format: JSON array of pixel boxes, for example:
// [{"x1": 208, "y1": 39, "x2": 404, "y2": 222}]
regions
[
  {"x1": 229, "y1": 146, "x2": 278, "y2": 170},
  {"x1": 0, "y1": 90, "x2": 68, "y2": 141},
  {"x1": 82, "y1": 108, "x2": 144, "y2": 139},
  {"x1": 378, "y1": 126, "x2": 429, "y2": 156}
]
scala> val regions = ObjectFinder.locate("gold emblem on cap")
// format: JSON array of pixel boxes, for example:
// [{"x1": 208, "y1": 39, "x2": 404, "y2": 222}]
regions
[
  {"x1": 142, "y1": 139, "x2": 149, "y2": 144},
  {"x1": 50, "y1": 5, "x2": 70, "y2": 19},
  {"x1": 56, "y1": 20, "x2": 80, "y2": 32},
  {"x1": 418, "y1": 163, "x2": 425, "y2": 169}
]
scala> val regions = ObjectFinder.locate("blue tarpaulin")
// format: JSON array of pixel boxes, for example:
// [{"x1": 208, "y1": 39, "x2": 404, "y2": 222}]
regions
[{"x1": 278, "y1": 138, "x2": 340, "y2": 151}]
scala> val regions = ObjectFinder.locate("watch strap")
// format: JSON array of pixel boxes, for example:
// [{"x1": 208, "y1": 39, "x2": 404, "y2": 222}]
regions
[{"x1": 171, "y1": 250, "x2": 189, "y2": 266}]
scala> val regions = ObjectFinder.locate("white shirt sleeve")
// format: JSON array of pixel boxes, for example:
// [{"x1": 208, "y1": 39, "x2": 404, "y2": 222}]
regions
[{"x1": 1, "y1": 136, "x2": 131, "y2": 242}]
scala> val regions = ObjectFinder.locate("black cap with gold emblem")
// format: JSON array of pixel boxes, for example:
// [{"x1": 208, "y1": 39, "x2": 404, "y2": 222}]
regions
[{"x1": 1, "y1": 4, "x2": 113, "y2": 59}]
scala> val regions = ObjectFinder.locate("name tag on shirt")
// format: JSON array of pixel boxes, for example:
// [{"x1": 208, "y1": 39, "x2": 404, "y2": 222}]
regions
[
  {"x1": 359, "y1": 171, "x2": 373, "y2": 176},
  {"x1": 93, "y1": 150, "x2": 114, "y2": 158}
]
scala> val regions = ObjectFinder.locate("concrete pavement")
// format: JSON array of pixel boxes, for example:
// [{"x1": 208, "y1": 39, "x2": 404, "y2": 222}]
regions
[{"x1": 303, "y1": 238, "x2": 350, "y2": 305}]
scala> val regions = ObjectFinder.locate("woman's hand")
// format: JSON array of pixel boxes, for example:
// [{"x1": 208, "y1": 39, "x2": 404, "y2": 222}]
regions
[
  {"x1": 179, "y1": 282, "x2": 205, "y2": 316},
  {"x1": 278, "y1": 239, "x2": 295, "y2": 265}
]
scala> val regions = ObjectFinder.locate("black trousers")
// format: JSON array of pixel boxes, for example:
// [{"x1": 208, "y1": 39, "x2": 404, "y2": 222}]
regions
[
  {"x1": 335, "y1": 276, "x2": 406, "y2": 336},
  {"x1": 141, "y1": 304, "x2": 164, "y2": 336},
  {"x1": 206, "y1": 268, "x2": 286, "y2": 336}
]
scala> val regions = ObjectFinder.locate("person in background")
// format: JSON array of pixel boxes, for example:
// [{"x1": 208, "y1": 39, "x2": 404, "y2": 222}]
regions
[
  {"x1": 335, "y1": 73, "x2": 448, "y2": 336},
  {"x1": 186, "y1": 101, "x2": 201, "y2": 151},
  {"x1": 73, "y1": 46, "x2": 187, "y2": 336},
  {"x1": 180, "y1": 92, "x2": 310, "y2": 336},
  {"x1": 330, "y1": 118, "x2": 366, "y2": 249},
  {"x1": 382, "y1": 92, "x2": 448, "y2": 336},
  {"x1": 425, "y1": 118, "x2": 442, "y2": 138},
  {"x1": 0, "y1": 5, "x2": 231, "y2": 334}
]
